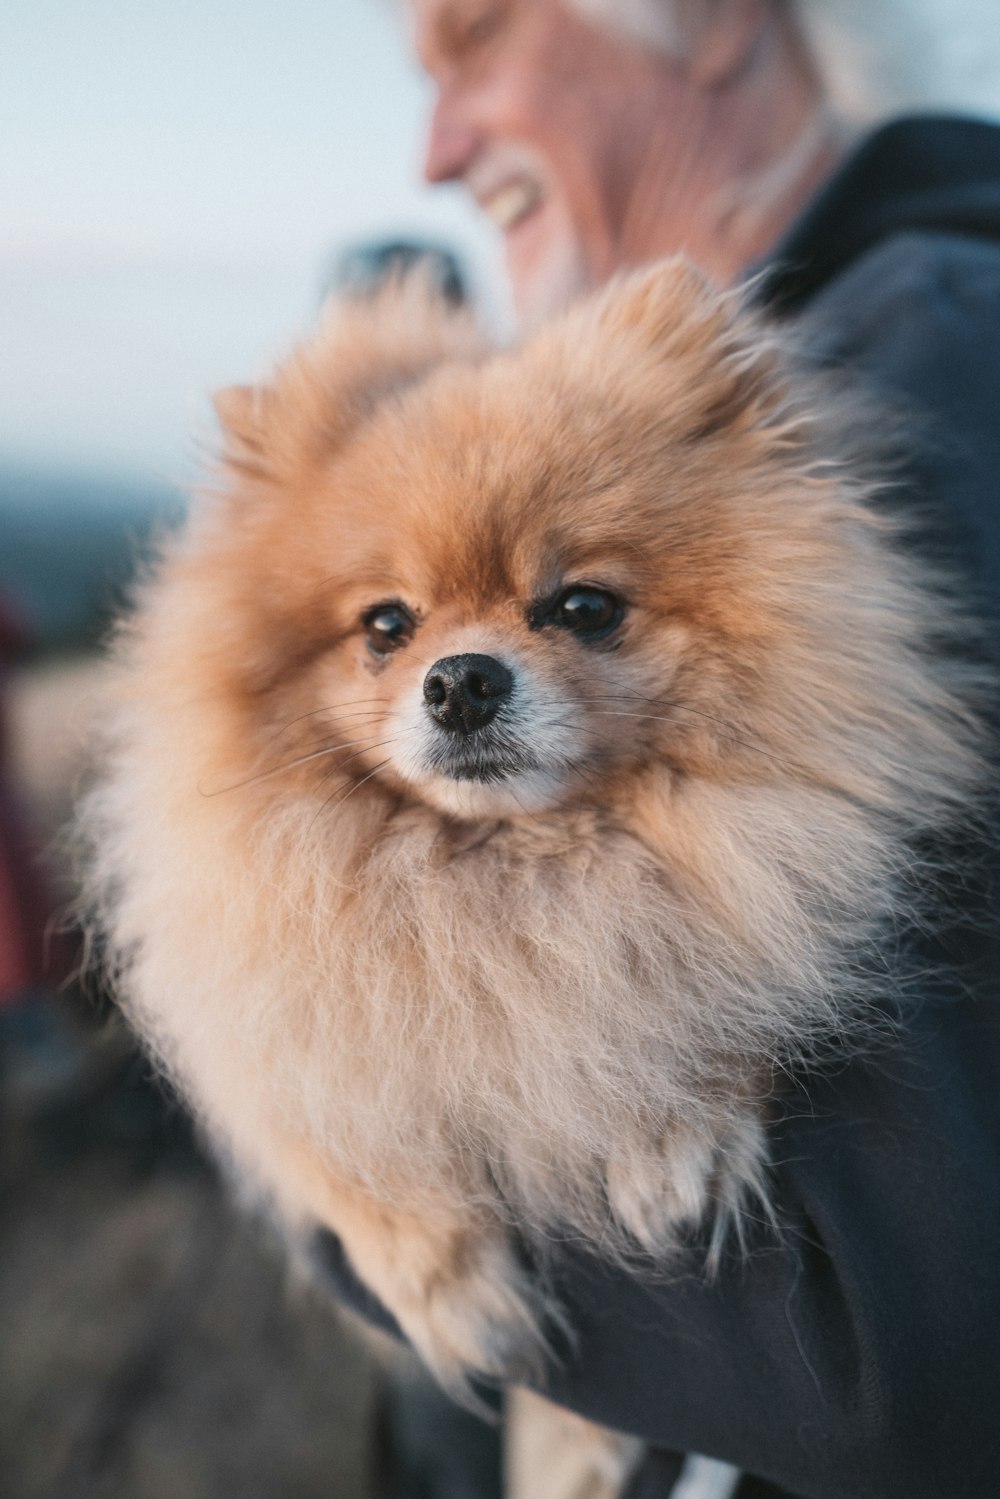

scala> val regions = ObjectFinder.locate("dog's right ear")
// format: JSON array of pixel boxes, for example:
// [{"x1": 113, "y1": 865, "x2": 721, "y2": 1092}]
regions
[{"x1": 213, "y1": 277, "x2": 486, "y2": 487}]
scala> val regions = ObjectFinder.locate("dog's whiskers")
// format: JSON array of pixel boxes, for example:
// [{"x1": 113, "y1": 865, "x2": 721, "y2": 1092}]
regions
[
  {"x1": 309, "y1": 756, "x2": 395, "y2": 829},
  {"x1": 579, "y1": 692, "x2": 765, "y2": 737},
  {"x1": 200, "y1": 731, "x2": 394, "y2": 797},
  {"x1": 576, "y1": 700, "x2": 796, "y2": 770},
  {"x1": 278, "y1": 695, "x2": 389, "y2": 719},
  {"x1": 311, "y1": 735, "x2": 401, "y2": 783},
  {"x1": 271, "y1": 699, "x2": 390, "y2": 742},
  {"x1": 311, "y1": 722, "x2": 424, "y2": 789}
]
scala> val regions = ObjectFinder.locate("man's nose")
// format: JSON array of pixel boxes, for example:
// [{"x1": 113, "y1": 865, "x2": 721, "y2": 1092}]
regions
[{"x1": 423, "y1": 96, "x2": 480, "y2": 184}]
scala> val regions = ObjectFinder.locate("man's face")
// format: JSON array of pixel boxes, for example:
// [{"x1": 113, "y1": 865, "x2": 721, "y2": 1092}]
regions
[{"x1": 410, "y1": 0, "x2": 712, "y2": 323}]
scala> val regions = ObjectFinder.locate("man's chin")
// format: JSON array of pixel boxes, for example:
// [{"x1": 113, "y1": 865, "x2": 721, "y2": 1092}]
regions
[{"x1": 505, "y1": 219, "x2": 592, "y2": 329}]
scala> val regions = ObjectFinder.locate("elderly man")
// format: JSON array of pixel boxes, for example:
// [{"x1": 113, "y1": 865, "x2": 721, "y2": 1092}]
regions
[
  {"x1": 320, "y1": 3, "x2": 1000, "y2": 1496},
  {"x1": 410, "y1": 0, "x2": 1000, "y2": 318},
  {"x1": 412, "y1": 0, "x2": 844, "y2": 320}
]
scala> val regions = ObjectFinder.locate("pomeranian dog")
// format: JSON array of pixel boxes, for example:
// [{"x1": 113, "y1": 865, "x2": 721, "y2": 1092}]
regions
[{"x1": 82, "y1": 259, "x2": 984, "y2": 1407}]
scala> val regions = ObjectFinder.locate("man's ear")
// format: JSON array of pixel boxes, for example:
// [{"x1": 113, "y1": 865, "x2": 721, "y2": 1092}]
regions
[
  {"x1": 212, "y1": 275, "x2": 485, "y2": 486},
  {"x1": 675, "y1": 0, "x2": 770, "y2": 89}
]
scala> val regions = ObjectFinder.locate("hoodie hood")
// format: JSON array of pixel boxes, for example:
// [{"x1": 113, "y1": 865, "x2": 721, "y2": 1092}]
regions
[{"x1": 761, "y1": 114, "x2": 1000, "y2": 315}]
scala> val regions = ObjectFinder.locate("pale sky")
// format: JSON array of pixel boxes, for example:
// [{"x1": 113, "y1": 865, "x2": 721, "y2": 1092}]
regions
[{"x1": 1, "y1": 0, "x2": 503, "y2": 486}]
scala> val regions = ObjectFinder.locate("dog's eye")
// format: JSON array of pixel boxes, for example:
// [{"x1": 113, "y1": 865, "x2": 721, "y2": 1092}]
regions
[
  {"x1": 553, "y1": 586, "x2": 623, "y2": 639},
  {"x1": 363, "y1": 603, "x2": 416, "y2": 655}
]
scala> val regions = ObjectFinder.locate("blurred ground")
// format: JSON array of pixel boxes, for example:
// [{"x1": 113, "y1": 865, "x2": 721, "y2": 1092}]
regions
[
  {"x1": 0, "y1": 1027, "x2": 381, "y2": 1499},
  {"x1": 6, "y1": 653, "x2": 108, "y2": 846},
  {"x1": 1, "y1": 655, "x2": 382, "y2": 1499}
]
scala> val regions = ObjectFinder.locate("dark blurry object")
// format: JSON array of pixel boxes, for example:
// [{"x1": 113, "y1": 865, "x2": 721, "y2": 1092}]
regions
[
  {"x1": 0, "y1": 595, "x2": 51, "y2": 1006},
  {"x1": 0, "y1": 464, "x2": 182, "y2": 656},
  {"x1": 331, "y1": 240, "x2": 467, "y2": 307},
  {"x1": 0, "y1": 590, "x2": 113, "y2": 1131},
  {"x1": 311, "y1": 1229, "x2": 503, "y2": 1499},
  {"x1": 373, "y1": 1354, "x2": 502, "y2": 1499}
]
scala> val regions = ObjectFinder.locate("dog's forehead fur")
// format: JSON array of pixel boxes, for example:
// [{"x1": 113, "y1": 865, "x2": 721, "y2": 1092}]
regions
[
  {"x1": 322, "y1": 379, "x2": 644, "y2": 607},
  {"x1": 291, "y1": 349, "x2": 795, "y2": 632},
  {"x1": 211, "y1": 261, "x2": 832, "y2": 660}
]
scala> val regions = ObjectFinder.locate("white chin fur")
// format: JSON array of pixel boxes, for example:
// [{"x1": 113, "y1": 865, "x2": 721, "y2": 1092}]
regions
[
  {"x1": 385, "y1": 639, "x2": 586, "y2": 818},
  {"x1": 416, "y1": 767, "x2": 571, "y2": 820}
]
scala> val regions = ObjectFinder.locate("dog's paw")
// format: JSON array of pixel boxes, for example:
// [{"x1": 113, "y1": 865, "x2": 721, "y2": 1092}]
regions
[
  {"x1": 389, "y1": 1224, "x2": 553, "y2": 1407},
  {"x1": 279, "y1": 1139, "x2": 553, "y2": 1409},
  {"x1": 606, "y1": 1129, "x2": 715, "y2": 1250},
  {"x1": 605, "y1": 1112, "x2": 766, "y2": 1254}
]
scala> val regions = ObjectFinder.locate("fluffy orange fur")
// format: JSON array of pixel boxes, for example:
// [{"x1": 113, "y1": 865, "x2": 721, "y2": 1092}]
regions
[{"x1": 82, "y1": 261, "x2": 985, "y2": 1398}]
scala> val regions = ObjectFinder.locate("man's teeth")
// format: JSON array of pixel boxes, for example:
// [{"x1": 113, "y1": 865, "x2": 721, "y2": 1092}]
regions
[{"x1": 484, "y1": 179, "x2": 542, "y2": 231}]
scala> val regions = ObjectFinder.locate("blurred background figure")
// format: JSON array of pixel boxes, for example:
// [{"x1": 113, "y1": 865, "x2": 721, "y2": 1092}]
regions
[
  {"x1": 332, "y1": 237, "x2": 469, "y2": 306},
  {"x1": 408, "y1": 0, "x2": 1000, "y2": 324},
  {"x1": 0, "y1": 595, "x2": 46, "y2": 1008}
]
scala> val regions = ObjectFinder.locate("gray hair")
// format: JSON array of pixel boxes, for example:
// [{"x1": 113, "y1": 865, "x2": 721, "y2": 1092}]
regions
[{"x1": 570, "y1": 0, "x2": 1000, "y2": 122}]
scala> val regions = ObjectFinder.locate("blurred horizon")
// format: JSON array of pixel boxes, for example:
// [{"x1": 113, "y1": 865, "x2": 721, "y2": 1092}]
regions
[{"x1": 2, "y1": 0, "x2": 502, "y2": 487}]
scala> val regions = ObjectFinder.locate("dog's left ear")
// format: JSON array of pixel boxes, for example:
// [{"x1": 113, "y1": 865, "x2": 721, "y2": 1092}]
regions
[
  {"x1": 593, "y1": 257, "x2": 790, "y2": 439},
  {"x1": 213, "y1": 384, "x2": 279, "y2": 477},
  {"x1": 213, "y1": 275, "x2": 485, "y2": 487}
]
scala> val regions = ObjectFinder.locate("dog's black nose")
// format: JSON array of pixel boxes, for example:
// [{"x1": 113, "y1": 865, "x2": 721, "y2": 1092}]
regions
[{"x1": 423, "y1": 654, "x2": 513, "y2": 734}]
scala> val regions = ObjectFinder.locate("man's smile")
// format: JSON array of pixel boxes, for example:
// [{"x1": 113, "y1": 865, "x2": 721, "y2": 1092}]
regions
[{"x1": 478, "y1": 174, "x2": 544, "y2": 232}]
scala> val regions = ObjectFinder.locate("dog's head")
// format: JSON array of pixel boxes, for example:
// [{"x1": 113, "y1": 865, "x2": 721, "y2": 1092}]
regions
[{"x1": 195, "y1": 261, "x2": 935, "y2": 826}]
